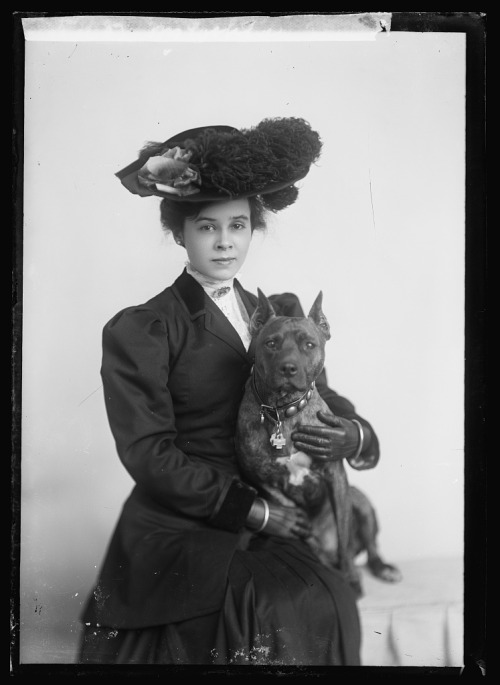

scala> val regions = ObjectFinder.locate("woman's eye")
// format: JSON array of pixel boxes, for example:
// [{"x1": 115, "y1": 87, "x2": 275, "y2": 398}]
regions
[
  {"x1": 232, "y1": 223, "x2": 246, "y2": 230},
  {"x1": 200, "y1": 224, "x2": 215, "y2": 232}
]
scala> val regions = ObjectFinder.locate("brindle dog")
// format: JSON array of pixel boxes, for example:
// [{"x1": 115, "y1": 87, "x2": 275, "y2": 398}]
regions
[{"x1": 236, "y1": 289, "x2": 401, "y2": 595}]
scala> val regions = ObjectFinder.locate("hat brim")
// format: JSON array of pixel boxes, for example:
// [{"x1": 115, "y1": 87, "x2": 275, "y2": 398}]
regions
[{"x1": 116, "y1": 164, "x2": 307, "y2": 203}]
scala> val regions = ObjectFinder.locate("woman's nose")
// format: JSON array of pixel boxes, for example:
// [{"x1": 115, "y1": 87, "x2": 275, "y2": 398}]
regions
[{"x1": 216, "y1": 229, "x2": 233, "y2": 250}]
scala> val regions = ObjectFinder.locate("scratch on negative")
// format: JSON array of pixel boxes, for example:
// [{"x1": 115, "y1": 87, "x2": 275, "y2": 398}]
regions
[
  {"x1": 78, "y1": 385, "x2": 103, "y2": 407},
  {"x1": 369, "y1": 168, "x2": 376, "y2": 231}
]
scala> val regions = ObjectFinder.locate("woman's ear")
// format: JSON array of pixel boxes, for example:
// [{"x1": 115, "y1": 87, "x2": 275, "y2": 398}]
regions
[
  {"x1": 174, "y1": 231, "x2": 185, "y2": 247},
  {"x1": 249, "y1": 288, "x2": 277, "y2": 337}
]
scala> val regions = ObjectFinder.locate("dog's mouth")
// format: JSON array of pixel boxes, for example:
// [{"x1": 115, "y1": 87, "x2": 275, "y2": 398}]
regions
[
  {"x1": 276, "y1": 374, "x2": 310, "y2": 392},
  {"x1": 274, "y1": 382, "x2": 309, "y2": 404}
]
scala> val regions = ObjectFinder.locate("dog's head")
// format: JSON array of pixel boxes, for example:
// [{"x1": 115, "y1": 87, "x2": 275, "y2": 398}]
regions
[{"x1": 250, "y1": 289, "x2": 331, "y2": 400}]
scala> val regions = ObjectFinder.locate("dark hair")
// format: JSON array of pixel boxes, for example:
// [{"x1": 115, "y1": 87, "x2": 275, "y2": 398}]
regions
[{"x1": 159, "y1": 195, "x2": 268, "y2": 242}]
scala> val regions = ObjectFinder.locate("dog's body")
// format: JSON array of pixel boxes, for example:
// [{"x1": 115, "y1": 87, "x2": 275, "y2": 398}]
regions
[{"x1": 236, "y1": 290, "x2": 401, "y2": 595}]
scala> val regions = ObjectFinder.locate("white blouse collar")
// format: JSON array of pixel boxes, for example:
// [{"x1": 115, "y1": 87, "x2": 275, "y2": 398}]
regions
[{"x1": 186, "y1": 262, "x2": 235, "y2": 299}]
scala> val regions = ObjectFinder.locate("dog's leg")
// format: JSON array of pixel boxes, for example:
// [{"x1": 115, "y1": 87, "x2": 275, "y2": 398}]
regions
[
  {"x1": 350, "y1": 486, "x2": 403, "y2": 583},
  {"x1": 326, "y1": 466, "x2": 363, "y2": 597}
]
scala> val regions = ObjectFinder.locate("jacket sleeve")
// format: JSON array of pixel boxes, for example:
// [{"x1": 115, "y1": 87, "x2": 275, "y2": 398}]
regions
[
  {"x1": 269, "y1": 292, "x2": 380, "y2": 470},
  {"x1": 101, "y1": 306, "x2": 256, "y2": 532}
]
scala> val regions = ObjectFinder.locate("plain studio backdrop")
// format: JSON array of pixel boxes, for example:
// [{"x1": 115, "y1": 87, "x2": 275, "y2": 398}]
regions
[{"x1": 18, "y1": 16, "x2": 465, "y2": 664}]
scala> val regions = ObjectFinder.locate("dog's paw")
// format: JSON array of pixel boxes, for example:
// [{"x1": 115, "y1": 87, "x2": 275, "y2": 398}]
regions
[{"x1": 368, "y1": 559, "x2": 403, "y2": 583}]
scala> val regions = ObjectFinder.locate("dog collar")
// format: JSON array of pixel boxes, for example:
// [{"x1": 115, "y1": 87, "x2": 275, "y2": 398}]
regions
[
  {"x1": 251, "y1": 368, "x2": 315, "y2": 421},
  {"x1": 251, "y1": 369, "x2": 316, "y2": 451}
]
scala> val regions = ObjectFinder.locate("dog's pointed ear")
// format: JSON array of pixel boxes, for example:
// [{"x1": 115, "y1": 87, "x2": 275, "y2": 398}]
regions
[
  {"x1": 249, "y1": 288, "x2": 277, "y2": 336},
  {"x1": 308, "y1": 291, "x2": 331, "y2": 340}
]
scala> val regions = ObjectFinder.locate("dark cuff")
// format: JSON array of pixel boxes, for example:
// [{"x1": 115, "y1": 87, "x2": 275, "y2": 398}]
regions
[{"x1": 209, "y1": 478, "x2": 257, "y2": 532}]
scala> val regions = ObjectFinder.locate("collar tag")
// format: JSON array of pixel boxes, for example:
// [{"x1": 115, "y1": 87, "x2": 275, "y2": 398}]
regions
[
  {"x1": 270, "y1": 419, "x2": 286, "y2": 449},
  {"x1": 270, "y1": 430, "x2": 287, "y2": 450}
]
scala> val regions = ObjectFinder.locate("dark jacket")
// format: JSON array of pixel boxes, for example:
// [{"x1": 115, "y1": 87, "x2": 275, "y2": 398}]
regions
[{"x1": 81, "y1": 269, "x2": 379, "y2": 628}]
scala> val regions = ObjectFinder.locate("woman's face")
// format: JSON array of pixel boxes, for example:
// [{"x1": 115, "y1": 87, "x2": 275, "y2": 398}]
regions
[{"x1": 182, "y1": 198, "x2": 253, "y2": 281}]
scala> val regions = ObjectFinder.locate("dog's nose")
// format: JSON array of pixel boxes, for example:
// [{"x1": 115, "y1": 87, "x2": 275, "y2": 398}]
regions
[{"x1": 281, "y1": 362, "x2": 297, "y2": 376}]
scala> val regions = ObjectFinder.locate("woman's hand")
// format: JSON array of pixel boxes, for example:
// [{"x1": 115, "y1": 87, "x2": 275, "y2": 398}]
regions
[
  {"x1": 265, "y1": 501, "x2": 312, "y2": 539},
  {"x1": 291, "y1": 410, "x2": 365, "y2": 462},
  {"x1": 246, "y1": 497, "x2": 312, "y2": 539}
]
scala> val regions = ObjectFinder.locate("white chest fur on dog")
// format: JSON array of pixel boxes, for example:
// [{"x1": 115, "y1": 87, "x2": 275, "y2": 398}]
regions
[{"x1": 276, "y1": 450, "x2": 312, "y2": 487}]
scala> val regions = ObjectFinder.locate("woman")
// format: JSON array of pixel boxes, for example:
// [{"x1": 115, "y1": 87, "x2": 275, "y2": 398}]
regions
[{"x1": 78, "y1": 118, "x2": 379, "y2": 666}]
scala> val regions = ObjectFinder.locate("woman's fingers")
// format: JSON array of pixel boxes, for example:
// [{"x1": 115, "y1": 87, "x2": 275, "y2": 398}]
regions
[
  {"x1": 293, "y1": 444, "x2": 341, "y2": 461},
  {"x1": 292, "y1": 424, "x2": 341, "y2": 438},
  {"x1": 291, "y1": 431, "x2": 335, "y2": 446},
  {"x1": 266, "y1": 503, "x2": 313, "y2": 538},
  {"x1": 292, "y1": 439, "x2": 345, "y2": 461},
  {"x1": 292, "y1": 441, "x2": 330, "y2": 456},
  {"x1": 316, "y1": 410, "x2": 342, "y2": 427},
  {"x1": 292, "y1": 518, "x2": 312, "y2": 538},
  {"x1": 289, "y1": 508, "x2": 312, "y2": 536},
  {"x1": 293, "y1": 509, "x2": 310, "y2": 525}
]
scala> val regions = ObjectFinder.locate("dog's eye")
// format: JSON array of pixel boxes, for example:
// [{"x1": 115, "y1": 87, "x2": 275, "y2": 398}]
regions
[
  {"x1": 305, "y1": 342, "x2": 316, "y2": 350},
  {"x1": 265, "y1": 340, "x2": 276, "y2": 349}
]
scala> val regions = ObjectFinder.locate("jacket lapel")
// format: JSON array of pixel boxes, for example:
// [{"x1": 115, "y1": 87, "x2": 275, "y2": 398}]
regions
[
  {"x1": 234, "y1": 279, "x2": 258, "y2": 360},
  {"x1": 234, "y1": 279, "x2": 257, "y2": 318},
  {"x1": 173, "y1": 269, "x2": 254, "y2": 361}
]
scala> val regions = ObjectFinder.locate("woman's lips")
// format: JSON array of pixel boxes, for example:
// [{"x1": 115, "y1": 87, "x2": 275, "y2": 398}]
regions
[{"x1": 212, "y1": 257, "x2": 236, "y2": 263}]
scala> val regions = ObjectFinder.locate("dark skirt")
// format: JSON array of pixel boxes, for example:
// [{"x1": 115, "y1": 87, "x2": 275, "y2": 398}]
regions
[{"x1": 78, "y1": 535, "x2": 361, "y2": 666}]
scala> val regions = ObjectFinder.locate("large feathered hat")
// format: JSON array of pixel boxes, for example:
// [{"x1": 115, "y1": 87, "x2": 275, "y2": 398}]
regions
[{"x1": 116, "y1": 117, "x2": 322, "y2": 212}]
